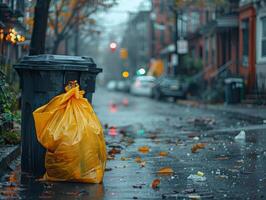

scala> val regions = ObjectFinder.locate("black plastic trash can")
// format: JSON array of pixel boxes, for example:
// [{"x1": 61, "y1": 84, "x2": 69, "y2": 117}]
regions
[
  {"x1": 14, "y1": 54, "x2": 102, "y2": 176},
  {"x1": 224, "y1": 77, "x2": 244, "y2": 104}
]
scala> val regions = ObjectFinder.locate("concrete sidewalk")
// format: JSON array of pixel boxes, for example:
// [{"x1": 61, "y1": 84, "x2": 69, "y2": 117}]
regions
[{"x1": 177, "y1": 100, "x2": 266, "y2": 121}]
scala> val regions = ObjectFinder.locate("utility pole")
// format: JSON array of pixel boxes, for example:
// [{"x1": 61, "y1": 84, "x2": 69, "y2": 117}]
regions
[
  {"x1": 174, "y1": 9, "x2": 179, "y2": 76},
  {"x1": 29, "y1": 0, "x2": 51, "y2": 55},
  {"x1": 74, "y1": 10, "x2": 80, "y2": 56}
]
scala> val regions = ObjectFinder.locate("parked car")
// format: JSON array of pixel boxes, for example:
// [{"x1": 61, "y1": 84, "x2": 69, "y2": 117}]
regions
[
  {"x1": 117, "y1": 80, "x2": 130, "y2": 92},
  {"x1": 130, "y1": 76, "x2": 156, "y2": 97},
  {"x1": 151, "y1": 76, "x2": 187, "y2": 100},
  {"x1": 106, "y1": 80, "x2": 117, "y2": 91}
]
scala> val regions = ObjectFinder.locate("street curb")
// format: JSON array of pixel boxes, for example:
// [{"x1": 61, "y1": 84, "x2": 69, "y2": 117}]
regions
[
  {"x1": 202, "y1": 105, "x2": 264, "y2": 123},
  {"x1": 0, "y1": 145, "x2": 20, "y2": 177},
  {"x1": 176, "y1": 100, "x2": 264, "y2": 124}
]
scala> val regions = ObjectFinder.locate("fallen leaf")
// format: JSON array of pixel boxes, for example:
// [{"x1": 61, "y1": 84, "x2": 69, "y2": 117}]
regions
[
  {"x1": 157, "y1": 167, "x2": 174, "y2": 175},
  {"x1": 191, "y1": 143, "x2": 206, "y2": 153},
  {"x1": 151, "y1": 179, "x2": 160, "y2": 189},
  {"x1": 216, "y1": 156, "x2": 229, "y2": 160},
  {"x1": 108, "y1": 148, "x2": 121, "y2": 155},
  {"x1": 159, "y1": 151, "x2": 168, "y2": 157},
  {"x1": 135, "y1": 156, "x2": 142, "y2": 163},
  {"x1": 138, "y1": 146, "x2": 150, "y2": 153},
  {"x1": 121, "y1": 157, "x2": 129, "y2": 161}
]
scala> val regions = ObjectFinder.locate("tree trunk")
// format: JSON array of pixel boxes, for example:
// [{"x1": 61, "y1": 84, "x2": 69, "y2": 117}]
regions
[
  {"x1": 29, "y1": 0, "x2": 51, "y2": 55},
  {"x1": 52, "y1": 37, "x2": 63, "y2": 54}
]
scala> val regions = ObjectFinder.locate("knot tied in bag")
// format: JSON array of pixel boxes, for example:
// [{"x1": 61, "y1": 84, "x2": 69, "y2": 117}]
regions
[{"x1": 64, "y1": 80, "x2": 85, "y2": 99}]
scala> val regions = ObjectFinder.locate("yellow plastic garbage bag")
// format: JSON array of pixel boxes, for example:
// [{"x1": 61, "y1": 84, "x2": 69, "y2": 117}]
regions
[{"x1": 33, "y1": 81, "x2": 106, "y2": 183}]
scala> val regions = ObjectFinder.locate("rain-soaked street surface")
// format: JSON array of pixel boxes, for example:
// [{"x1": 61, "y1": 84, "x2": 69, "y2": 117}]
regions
[{"x1": 1, "y1": 87, "x2": 266, "y2": 199}]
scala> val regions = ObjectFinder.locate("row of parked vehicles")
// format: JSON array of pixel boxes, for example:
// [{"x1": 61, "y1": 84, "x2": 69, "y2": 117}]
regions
[{"x1": 107, "y1": 75, "x2": 187, "y2": 100}]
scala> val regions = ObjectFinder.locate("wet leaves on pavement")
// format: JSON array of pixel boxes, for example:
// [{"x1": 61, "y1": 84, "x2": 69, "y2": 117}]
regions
[
  {"x1": 138, "y1": 146, "x2": 150, "y2": 153},
  {"x1": 159, "y1": 151, "x2": 168, "y2": 157},
  {"x1": 157, "y1": 167, "x2": 174, "y2": 175},
  {"x1": 135, "y1": 156, "x2": 142, "y2": 163},
  {"x1": 151, "y1": 179, "x2": 160, "y2": 189},
  {"x1": 191, "y1": 143, "x2": 206, "y2": 153}
]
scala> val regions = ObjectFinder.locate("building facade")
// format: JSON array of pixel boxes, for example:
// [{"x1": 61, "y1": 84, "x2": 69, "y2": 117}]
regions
[{"x1": 0, "y1": 0, "x2": 28, "y2": 82}]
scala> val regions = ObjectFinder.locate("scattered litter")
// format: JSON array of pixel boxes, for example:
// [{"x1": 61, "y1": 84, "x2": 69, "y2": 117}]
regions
[
  {"x1": 196, "y1": 171, "x2": 204, "y2": 177},
  {"x1": 151, "y1": 179, "x2": 160, "y2": 189},
  {"x1": 235, "y1": 130, "x2": 246, "y2": 140},
  {"x1": 187, "y1": 174, "x2": 206, "y2": 182},
  {"x1": 193, "y1": 136, "x2": 200, "y2": 140},
  {"x1": 215, "y1": 169, "x2": 221, "y2": 175},
  {"x1": 191, "y1": 143, "x2": 206, "y2": 153},
  {"x1": 140, "y1": 161, "x2": 146, "y2": 168}
]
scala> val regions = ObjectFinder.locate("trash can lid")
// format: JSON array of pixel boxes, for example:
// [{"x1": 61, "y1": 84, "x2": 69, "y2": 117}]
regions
[
  {"x1": 14, "y1": 54, "x2": 102, "y2": 73},
  {"x1": 224, "y1": 78, "x2": 244, "y2": 84}
]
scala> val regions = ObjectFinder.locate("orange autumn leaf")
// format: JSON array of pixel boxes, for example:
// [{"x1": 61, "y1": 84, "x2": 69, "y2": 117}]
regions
[
  {"x1": 191, "y1": 143, "x2": 206, "y2": 153},
  {"x1": 157, "y1": 167, "x2": 174, "y2": 175},
  {"x1": 151, "y1": 179, "x2": 160, "y2": 189},
  {"x1": 159, "y1": 151, "x2": 168, "y2": 156},
  {"x1": 138, "y1": 146, "x2": 150, "y2": 153},
  {"x1": 135, "y1": 156, "x2": 142, "y2": 163}
]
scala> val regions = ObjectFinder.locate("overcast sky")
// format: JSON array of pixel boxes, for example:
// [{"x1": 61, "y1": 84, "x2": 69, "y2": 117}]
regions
[{"x1": 95, "y1": 0, "x2": 151, "y2": 46}]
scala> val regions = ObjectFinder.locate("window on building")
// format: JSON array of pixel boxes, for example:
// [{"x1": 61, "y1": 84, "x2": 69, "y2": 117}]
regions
[
  {"x1": 261, "y1": 16, "x2": 266, "y2": 58},
  {"x1": 191, "y1": 12, "x2": 200, "y2": 32},
  {"x1": 159, "y1": 1, "x2": 164, "y2": 13},
  {"x1": 160, "y1": 29, "x2": 164, "y2": 45},
  {"x1": 241, "y1": 19, "x2": 249, "y2": 67},
  {"x1": 211, "y1": 35, "x2": 216, "y2": 65},
  {"x1": 205, "y1": 37, "x2": 209, "y2": 65}
]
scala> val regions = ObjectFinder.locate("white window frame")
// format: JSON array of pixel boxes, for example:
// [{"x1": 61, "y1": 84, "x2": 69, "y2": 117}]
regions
[{"x1": 257, "y1": 10, "x2": 266, "y2": 63}]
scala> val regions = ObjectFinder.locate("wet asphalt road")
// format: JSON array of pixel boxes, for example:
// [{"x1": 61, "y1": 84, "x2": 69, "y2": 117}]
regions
[{"x1": 1, "y1": 87, "x2": 266, "y2": 199}]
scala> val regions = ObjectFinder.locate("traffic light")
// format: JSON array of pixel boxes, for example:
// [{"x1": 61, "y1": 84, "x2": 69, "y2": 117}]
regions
[
  {"x1": 109, "y1": 42, "x2": 117, "y2": 52},
  {"x1": 120, "y1": 48, "x2": 128, "y2": 59},
  {"x1": 122, "y1": 71, "x2": 129, "y2": 78}
]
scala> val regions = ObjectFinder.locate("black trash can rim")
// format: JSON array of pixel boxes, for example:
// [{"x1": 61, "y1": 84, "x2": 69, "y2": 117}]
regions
[{"x1": 14, "y1": 54, "x2": 102, "y2": 73}]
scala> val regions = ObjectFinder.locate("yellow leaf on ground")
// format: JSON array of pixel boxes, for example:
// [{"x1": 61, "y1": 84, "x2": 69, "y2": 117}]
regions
[
  {"x1": 138, "y1": 146, "x2": 150, "y2": 153},
  {"x1": 135, "y1": 156, "x2": 142, "y2": 163},
  {"x1": 157, "y1": 167, "x2": 174, "y2": 175},
  {"x1": 121, "y1": 157, "x2": 129, "y2": 161}
]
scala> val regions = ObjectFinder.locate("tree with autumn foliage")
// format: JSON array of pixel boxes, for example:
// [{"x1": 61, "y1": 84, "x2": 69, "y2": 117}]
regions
[{"x1": 29, "y1": 0, "x2": 116, "y2": 55}]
